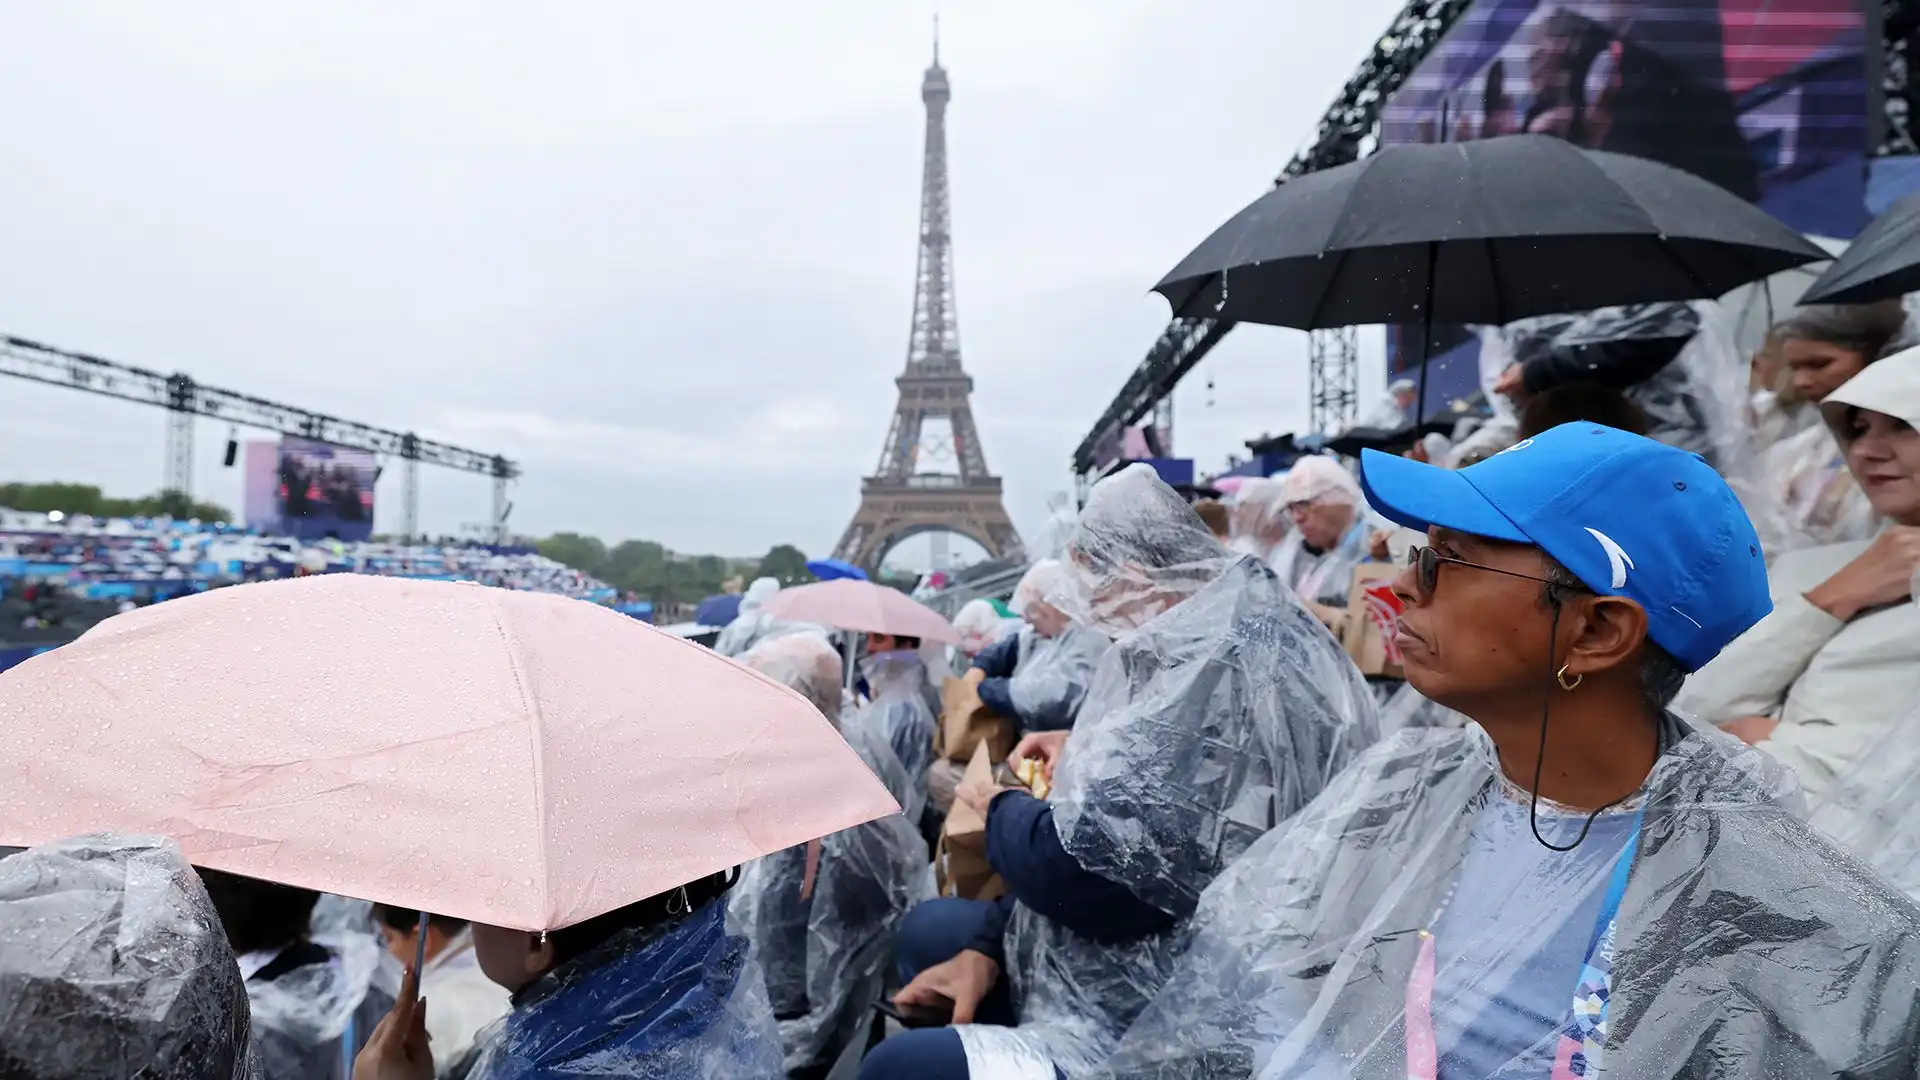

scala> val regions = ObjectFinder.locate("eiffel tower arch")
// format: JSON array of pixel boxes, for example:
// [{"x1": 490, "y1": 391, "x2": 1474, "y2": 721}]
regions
[{"x1": 833, "y1": 30, "x2": 1022, "y2": 572}]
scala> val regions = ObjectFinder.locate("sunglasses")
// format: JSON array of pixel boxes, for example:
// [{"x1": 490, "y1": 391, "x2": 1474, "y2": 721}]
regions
[{"x1": 1406, "y1": 545, "x2": 1583, "y2": 600}]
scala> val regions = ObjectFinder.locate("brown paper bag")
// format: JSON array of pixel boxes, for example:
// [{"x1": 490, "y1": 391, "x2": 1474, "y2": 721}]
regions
[
  {"x1": 939, "y1": 676, "x2": 1017, "y2": 765},
  {"x1": 1339, "y1": 564, "x2": 1405, "y2": 678},
  {"x1": 935, "y1": 743, "x2": 1006, "y2": 901}
]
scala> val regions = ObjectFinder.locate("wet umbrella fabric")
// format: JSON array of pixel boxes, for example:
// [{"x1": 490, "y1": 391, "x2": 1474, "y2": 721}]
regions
[
  {"x1": 1800, "y1": 189, "x2": 1920, "y2": 305},
  {"x1": 0, "y1": 575, "x2": 899, "y2": 932},
  {"x1": 1155, "y1": 134, "x2": 1826, "y2": 329}
]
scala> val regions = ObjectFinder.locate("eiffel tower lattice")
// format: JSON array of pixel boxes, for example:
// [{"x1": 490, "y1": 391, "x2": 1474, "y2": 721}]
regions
[{"x1": 832, "y1": 31, "x2": 1021, "y2": 571}]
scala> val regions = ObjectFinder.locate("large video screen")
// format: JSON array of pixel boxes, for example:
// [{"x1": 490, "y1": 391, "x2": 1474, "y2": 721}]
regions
[
  {"x1": 272, "y1": 437, "x2": 378, "y2": 541},
  {"x1": 1379, "y1": 0, "x2": 1873, "y2": 389}
]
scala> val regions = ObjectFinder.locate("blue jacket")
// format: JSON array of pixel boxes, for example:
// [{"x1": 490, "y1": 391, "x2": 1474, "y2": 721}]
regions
[
  {"x1": 971, "y1": 629, "x2": 1023, "y2": 720},
  {"x1": 469, "y1": 900, "x2": 781, "y2": 1079}
]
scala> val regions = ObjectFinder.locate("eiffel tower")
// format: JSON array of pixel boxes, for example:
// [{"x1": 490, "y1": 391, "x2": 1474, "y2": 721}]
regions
[{"x1": 832, "y1": 28, "x2": 1022, "y2": 571}]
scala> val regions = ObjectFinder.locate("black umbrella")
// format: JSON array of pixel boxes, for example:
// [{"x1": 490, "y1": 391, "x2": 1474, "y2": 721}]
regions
[
  {"x1": 1154, "y1": 134, "x2": 1827, "y2": 419},
  {"x1": 1799, "y1": 190, "x2": 1920, "y2": 305}
]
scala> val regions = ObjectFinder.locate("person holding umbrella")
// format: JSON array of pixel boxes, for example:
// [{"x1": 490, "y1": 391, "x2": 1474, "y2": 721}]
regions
[{"x1": 1091, "y1": 423, "x2": 1920, "y2": 1079}]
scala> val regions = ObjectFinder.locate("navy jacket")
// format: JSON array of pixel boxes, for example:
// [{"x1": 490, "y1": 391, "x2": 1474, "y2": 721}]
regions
[
  {"x1": 971, "y1": 630, "x2": 1023, "y2": 720},
  {"x1": 959, "y1": 789, "x2": 1177, "y2": 964}
]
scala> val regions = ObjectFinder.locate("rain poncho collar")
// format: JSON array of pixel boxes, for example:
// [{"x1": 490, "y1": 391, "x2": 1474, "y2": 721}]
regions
[
  {"x1": 960, "y1": 538, "x2": 1380, "y2": 1075},
  {"x1": 1094, "y1": 721, "x2": 1920, "y2": 1079},
  {"x1": 468, "y1": 898, "x2": 781, "y2": 1080},
  {"x1": 0, "y1": 834, "x2": 256, "y2": 1080}
]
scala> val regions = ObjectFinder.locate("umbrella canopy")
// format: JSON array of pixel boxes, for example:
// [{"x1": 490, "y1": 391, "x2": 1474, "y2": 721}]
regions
[
  {"x1": 760, "y1": 579, "x2": 958, "y2": 645},
  {"x1": 0, "y1": 575, "x2": 897, "y2": 932},
  {"x1": 694, "y1": 593, "x2": 742, "y2": 627},
  {"x1": 1800, "y1": 189, "x2": 1920, "y2": 305},
  {"x1": 804, "y1": 558, "x2": 869, "y2": 582},
  {"x1": 1155, "y1": 134, "x2": 1827, "y2": 330}
]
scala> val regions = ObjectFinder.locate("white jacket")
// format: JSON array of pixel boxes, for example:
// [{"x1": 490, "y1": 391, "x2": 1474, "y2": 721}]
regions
[
  {"x1": 1674, "y1": 536, "x2": 1920, "y2": 803},
  {"x1": 419, "y1": 929, "x2": 511, "y2": 1077}
]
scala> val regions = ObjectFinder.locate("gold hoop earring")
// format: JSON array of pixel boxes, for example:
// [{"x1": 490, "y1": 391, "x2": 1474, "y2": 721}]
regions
[{"x1": 1556, "y1": 663, "x2": 1583, "y2": 692}]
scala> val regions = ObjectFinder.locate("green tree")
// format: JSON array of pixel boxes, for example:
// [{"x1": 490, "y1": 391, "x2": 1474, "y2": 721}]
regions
[{"x1": 753, "y1": 544, "x2": 811, "y2": 586}]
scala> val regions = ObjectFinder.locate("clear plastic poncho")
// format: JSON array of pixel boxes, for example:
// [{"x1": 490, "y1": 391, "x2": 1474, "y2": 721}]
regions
[
  {"x1": 952, "y1": 598, "x2": 1021, "y2": 656},
  {"x1": 1006, "y1": 560, "x2": 1111, "y2": 733},
  {"x1": 1095, "y1": 722, "x2": 1920, "y2": 1079},
  {"x1": 466, "y1": 898, "x2": 784, "y2": 1080},
  {"x1": 0, "y1": 833, "x2": 256, "y2": 1080},
  {"x1": 1806, "y1": 589, "x2": 1920, "y2": 902},
  {"x1": 246, "y1": 910, "x2": 397, "y2": 1080},
  {"x1": 714, "y1": 577, "x2": 783, "y2": 658},
  {"x1": 959, "y1": 464, "x2": 1382, "y2": 1077},
  {"x1": 732, "y1": 636, "x2": 932, "y2": 1073},
  {"x1": 1267, "y1": 458, "x2": 1371, "y2": 608},
  {"x1": 857, "y1": 651, "x2": 936, "y2": 821}
]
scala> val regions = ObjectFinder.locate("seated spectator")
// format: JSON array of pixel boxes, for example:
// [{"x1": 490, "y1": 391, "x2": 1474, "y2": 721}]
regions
[
  {"x1": 1269, "y1": 456, "x2": 1373, "y2": 609},
  {"x1": 1760, "y1": 301, "x2": 1909, "y2": 551},
  {"x1": 965, "y1": 560, "x2": 1109, "y2": 735},
  {"x1": 358, "y1": 872, "x2": 782, "y2": 1079},
  {"x1": 733, "y1": 634, "x2": 930, "y2": 1078},
  {"x1": 373, "y1": 908, "x2": 509, "y2": 1079},
  {"x1": 1518, "y1": 381, "x2": 1648, "y2": 438},
  {"x1": 199, "y1": 868, "x2": 396, "y2": 1080},
  {"x1": 1098, "y1": 422, "x2": 1920, "y2": 1078},
  {"x1": 857, "y1": 631, "x2": 937, "y2": 822},
  {"x1": 0, "y1": 834, "x2": 254, "y2": 1079},
  {"x1": 1677, "y1": 343, "x2": 1920, "y2": 805},
  {"x1": 860, "y1": 465, "x2": 1377, "y2": 1080}
]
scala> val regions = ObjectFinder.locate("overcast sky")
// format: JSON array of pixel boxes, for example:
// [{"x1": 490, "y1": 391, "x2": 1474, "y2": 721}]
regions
[{"x1": 0, "y1": 2, "x2": 1396, "y2": 559}]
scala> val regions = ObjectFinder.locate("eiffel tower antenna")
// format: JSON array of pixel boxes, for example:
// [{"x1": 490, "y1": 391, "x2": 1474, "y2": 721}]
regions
[{"x1": 830, "y1": 33, "x2": 1022, "y2": 571}]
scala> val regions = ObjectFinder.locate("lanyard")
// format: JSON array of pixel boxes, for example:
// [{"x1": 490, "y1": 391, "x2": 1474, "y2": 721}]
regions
[{"x1": 1405, "y1": 802, "x2": 1646, "y2": 1080}]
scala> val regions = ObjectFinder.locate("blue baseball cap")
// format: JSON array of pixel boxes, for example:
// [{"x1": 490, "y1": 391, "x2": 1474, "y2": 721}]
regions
[{"x1": 1359, "y1": 423, "x2": 1770, "y2": 671}]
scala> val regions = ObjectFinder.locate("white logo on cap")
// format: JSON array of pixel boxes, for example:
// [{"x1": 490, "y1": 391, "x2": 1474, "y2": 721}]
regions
[
  {"x1": 1585, "y1": 528, "x2": 1635, "y2": 589},
  {"x1": 1498, "y1": 438, "x2": 1535, "y2": 455}
]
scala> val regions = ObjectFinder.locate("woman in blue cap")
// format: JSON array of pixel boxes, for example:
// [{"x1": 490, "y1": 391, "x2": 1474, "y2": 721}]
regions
[{"x1": 1093, "y1": 422, "x2": 1920, "y2": 1079}]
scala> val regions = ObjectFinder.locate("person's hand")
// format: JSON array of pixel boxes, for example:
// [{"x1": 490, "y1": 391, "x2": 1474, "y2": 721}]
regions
[
  {"x1": 1492, "y1": 363, "x2": 1526, "y2": 401},
  {"x1": 895, "y1": 949, "x2": 1001, "y2": 1025},
  {"x1": 1010, "y1": 730, "x2": 1071, "y2": 780},
  {"x1": 955, "y1": 772, "x2": 1019, "y2": 817},
  {"x1": 1368, "y1": 529, "x2": 1393, "y2": 561},
  {"x1": 1721, "y1": 715, "x2": 1780, "y2": 745},
  {"x1": 353, "y1": 967, "x2": 431, "y2": 1080},
  {"x1": 1804, "y1": 525, "x2": 1920, "y2": 622},
  {"x1": 963, "y1": 667, "x2": 986, "y2": 686}
]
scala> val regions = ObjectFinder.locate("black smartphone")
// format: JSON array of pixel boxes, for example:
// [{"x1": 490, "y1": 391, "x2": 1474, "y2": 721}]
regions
[{"x1": 873, "y1": 998, "x2": 954, "y2": 1029}]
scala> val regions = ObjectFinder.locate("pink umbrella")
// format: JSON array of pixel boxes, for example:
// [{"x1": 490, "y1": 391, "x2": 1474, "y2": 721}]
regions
[
  {"x1": 761, "y1": 578, "x2": 959, "y2": 645},
  {"x1": 1212, "y1": 476, "x2": 1249, "y2": 497},
  {"x1": 0, "y1": 575, "x2": 897, "y2": 931}
]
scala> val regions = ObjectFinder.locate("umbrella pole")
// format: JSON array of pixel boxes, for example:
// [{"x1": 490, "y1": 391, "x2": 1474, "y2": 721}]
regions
[
  {"x1": 1415, "y1": 243, "x2": 1438, "y2": 427},
  {"x1": 841, "y1": 633, "x2": 857, "y2": 695}
]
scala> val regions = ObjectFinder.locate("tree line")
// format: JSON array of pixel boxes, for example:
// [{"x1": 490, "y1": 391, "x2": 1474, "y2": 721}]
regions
[
  {"x1": 0, "y1": 482, "x2": 231, "y2": 523},
  {"x1": 534, "y1": 533, "x2": 813, "y2": 605}
]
